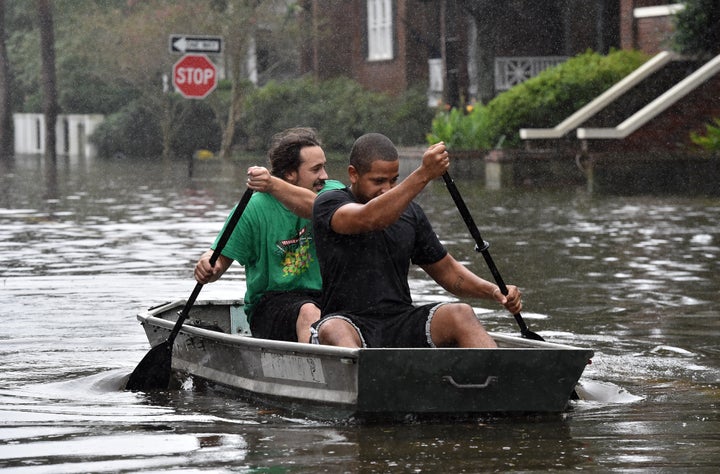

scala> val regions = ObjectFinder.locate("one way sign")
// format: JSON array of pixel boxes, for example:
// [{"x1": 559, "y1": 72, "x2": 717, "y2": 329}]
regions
[{"x1": 169, "y1": 35, "x2": 223, "y2": 54}]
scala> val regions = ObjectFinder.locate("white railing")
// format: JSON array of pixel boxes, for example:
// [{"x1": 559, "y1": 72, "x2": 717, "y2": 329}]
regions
[
  {"x1": 494, "y1": 56, "x2": 568, "y2": 91},
  {"x1": 577, "y1": 53, "x2": 720, "y2": 139},
  {"x1": 520, "y1": 51, "x2": 675, "y2": 139}
]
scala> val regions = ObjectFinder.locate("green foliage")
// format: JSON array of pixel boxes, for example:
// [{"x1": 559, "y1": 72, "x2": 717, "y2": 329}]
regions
[
  {"x1": 428, "y1": 49, "x2": 649, "y2": 149},
  {"x1": 690, "y1": 118, "x2": 720, "y2": 152},
  {"x1": 91, "y1": 100, "x2": 164, "y2": 158},
  {"x1": 91, "y1": 96, "x2": 222, "y2": 159},
  {"x1": 5, "y1": 2, "x2": 41, "y2": 112},
  {"x1": 673, "y1": 0, "x2": 720, "y2": 56},
  {"x1": 90, "y1": 77, "x2": 427, "y2": 158},
  {"x1": 58, "y1": 57, "x2": 141, "y2": 114},
  {"x1": 170, "y1": 100, "x2": 222, "y2": 158},
  {"x1": 6, "y1": 1, "x2": 432, "y2": 158},
  {"x1": 387, "y1": 86, "x2": 437, "y2": 147},
  {"x1": 426, "y1": 105, "x2": 494, "y2": 149},
  {"x1": 242, "y1": 77, "x2": 433, "y2": 151}
]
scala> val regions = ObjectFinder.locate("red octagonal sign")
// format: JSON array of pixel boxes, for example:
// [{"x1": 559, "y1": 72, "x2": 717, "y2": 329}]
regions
[{"x1": 173, "y1": 54, "x2": 217, "y2": 99}]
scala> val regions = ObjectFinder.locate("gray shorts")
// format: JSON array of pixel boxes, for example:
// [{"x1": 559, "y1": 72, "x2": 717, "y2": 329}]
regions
[{"x1": 310, "y1": 303, "x2": 447, "y2": 348}]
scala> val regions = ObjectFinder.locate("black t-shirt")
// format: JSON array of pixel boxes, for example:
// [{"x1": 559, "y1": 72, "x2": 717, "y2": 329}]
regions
[{"x1": 313, "y1": 187, "x2": 447, "y2": 317}]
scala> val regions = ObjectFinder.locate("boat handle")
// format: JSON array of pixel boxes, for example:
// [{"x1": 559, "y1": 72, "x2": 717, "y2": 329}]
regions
[{"x1": 442, "y1": 375, "x2": 498, "y2": 389}]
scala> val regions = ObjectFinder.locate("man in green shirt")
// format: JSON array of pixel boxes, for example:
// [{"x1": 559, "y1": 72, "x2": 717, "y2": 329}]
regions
[{"x1": 194, "y1": 128, "x2": 343, "y2": 343}]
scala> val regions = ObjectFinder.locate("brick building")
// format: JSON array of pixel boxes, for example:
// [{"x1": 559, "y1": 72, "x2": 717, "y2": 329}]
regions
[
  {"x1": 299, "y1": 1, "x2": 683, "y2": 106},
  {"x1": 620, "y1": 0, "x2": 685, "y2": 54}
]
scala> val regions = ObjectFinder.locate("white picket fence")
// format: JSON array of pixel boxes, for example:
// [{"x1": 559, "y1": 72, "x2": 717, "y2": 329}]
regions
[{"x1": 13, "y1": 113, "x2": 105, "y2": 158}]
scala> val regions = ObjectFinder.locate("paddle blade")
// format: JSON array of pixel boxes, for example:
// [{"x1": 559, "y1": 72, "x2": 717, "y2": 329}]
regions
[
  {"x1": 125, "y1": 341, "x2": 172, "y2": 391},
  {"x1": 521, "y1": 329, "x2": 545, "y2": 341}
]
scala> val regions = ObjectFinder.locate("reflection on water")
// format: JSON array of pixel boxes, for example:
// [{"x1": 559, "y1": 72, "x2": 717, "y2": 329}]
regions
[{"x1": 1, "y1": 154, "x2": 719, "y2": 472}]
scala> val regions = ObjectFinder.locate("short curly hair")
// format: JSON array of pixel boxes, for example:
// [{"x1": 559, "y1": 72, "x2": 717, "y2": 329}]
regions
[
  {"x1": 267, "y1": 127, "x2": 322, "y2": 179},
  {"x1": 349, "y1": 133, "x2": 398, "y2": 174}
]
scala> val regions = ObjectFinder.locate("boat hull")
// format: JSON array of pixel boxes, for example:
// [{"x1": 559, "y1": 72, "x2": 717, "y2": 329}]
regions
[{"x1": 137, "y1": 300, "x2": 593, "y2": 419}]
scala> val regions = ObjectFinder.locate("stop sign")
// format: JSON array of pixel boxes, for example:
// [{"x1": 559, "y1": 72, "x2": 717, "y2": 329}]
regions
[{"x1": 173, "y1": 54, "x2": 217, "y2": 99}]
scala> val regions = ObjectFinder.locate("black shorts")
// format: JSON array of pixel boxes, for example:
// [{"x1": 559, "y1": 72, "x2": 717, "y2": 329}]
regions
[
  {"x1": 311, "y1": 303, "x2": 447, "y2": 348},
  {"x1": 250, "y1": 290, "x2": 322, "y2": 342}
]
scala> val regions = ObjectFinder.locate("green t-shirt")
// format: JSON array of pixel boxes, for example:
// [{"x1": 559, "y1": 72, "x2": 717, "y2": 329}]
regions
[{"x1": 212, "y1": 180, "x2": 345, "y2": 318}]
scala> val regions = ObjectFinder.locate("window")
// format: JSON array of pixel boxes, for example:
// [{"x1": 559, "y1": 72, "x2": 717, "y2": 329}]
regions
[{"x1": 367, "y1": 0, "x2": 393, "y2": 61}]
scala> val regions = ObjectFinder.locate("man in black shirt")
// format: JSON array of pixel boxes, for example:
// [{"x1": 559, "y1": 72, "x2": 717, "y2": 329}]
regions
[{"x1": 311, "y1": 133, "x2": 522, "y2": 348}]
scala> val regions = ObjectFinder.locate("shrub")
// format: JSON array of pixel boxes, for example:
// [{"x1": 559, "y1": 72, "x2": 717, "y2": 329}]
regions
[
  {"x1": 91, "y1": 100, "x2": 163, "y2": 158},
  {"x1": 91, "y1": 93, "x2": 223, "y2": 160},
  {"x1": 58, "y1": 57, "x2": 141, "y2": 114},
  {"x1": 384, "y1": 86, "x2": 436, "y2": 146},
  {"x1": 428, "y1": 49, "x2": 649, "y2": 149},
  {"x1": 426, "y1": 104, "x2": 494, "y2": 149},
  {"x1": 690, "y1": 118, "x2": 720, "y2": 152},
  {"x1": 92, "y1": 77, "x2": 433, "y2": 159},
  {"x1": 170, "y1": 100, "x2": 222, "y2": 158},
  {"x1": 242, "y1": 77, "x2": 433, "y2": 151},
  {"x1": 673, "y1": 0, "x2": 720, "y2": 57}
]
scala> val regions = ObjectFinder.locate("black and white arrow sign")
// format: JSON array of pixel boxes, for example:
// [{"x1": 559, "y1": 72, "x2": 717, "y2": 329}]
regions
[{"x1": 170, "y1": 35, "x2": 223, "y2": 54}]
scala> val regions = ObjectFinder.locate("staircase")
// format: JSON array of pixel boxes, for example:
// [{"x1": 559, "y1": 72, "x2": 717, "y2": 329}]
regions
[{"x1": 520, "y1": 52, "x2": 720, "y2": 153}]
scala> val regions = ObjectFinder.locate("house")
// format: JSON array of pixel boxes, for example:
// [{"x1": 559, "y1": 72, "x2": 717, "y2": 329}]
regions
[
  {"x1": 299, "y1": 0, "x2": 627, "y2": 106},
  {"x1": 519, "y1": 2, "x2": 720, "y2": 155},
  {"x1": 620, "y1": 1, "x2": 686, "y2": 54},
  {"x1": 299, "y1": 1, "x2": 719, "y2": 193},
  {"x1": 299, "y1": 0, "x2": 450, "y2": 104}
]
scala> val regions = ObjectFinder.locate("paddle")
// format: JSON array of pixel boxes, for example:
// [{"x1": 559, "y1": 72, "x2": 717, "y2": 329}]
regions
[
  {"x1": 441, "y1": 172, "x2": 544, "y2": 341},
  {"x1": 126, "y1": 187, "x2": 254, "y2": 391},
  {"x1": 442, "y1": 174, "x2": 583, "y2": 401}
]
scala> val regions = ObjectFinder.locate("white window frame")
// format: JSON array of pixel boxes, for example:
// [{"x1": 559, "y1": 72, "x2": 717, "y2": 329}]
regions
[
  {"x1": 634, "y1": 3, "x2": 685, "y2": 18},
  {"x1": 367, "y1": 0, "x2": 393, "y2": 61}
]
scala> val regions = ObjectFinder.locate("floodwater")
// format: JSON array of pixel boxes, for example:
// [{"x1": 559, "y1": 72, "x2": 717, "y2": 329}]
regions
[{"x1": 1, "y1": 153, "x2": 718, "y2": 472}]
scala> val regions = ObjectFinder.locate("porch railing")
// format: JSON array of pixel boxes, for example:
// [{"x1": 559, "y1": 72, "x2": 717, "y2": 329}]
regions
[{"x1": 495, "y1": 56, "x2": 568, "y2": 91}]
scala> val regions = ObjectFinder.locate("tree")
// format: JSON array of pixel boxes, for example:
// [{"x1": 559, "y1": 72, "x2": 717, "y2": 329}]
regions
[
  {"x1": 54, "y1": 0, "x2": 300, "y2": 160},
  {"x1": 673, "y1": 0, "x2": 720, "y2": 57},
  {"x1": 4, "y1": 1, "x2": 305, "y2": 159},
  {"x1": 0, "y1": 0, "x2": 13, "y2": 160},
  {"x1": 37, "y1": 0, "x2": 58, "y2": 163},
  {"x1": 192, "y1": 1, "x2": 304, "y2": 159},
  {"x1": 214, "y1": 1, "x2": 261, "y2": 160}
]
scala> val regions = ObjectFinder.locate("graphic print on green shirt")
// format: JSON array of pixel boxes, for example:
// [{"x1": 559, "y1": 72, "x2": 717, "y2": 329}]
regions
[{"x1": 277, "y1": 225, "x2": 314, "y2": 277}]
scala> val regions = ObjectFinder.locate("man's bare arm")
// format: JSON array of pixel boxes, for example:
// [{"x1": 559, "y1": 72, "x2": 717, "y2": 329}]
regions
[
  {"x1": 421, "y1": 254, "x2": 523, "y2": 314},
  {"x1": 247, "y1": 166, "x2": 316, "y2": 218},
  {"x1": 331, "y1": 142, "x2": 449, "y2": 234}
]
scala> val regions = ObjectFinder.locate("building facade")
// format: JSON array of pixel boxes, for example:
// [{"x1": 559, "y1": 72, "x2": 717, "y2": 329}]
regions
[{"x1": 300, "y1": 1, "x2": 681, "y2": 106}]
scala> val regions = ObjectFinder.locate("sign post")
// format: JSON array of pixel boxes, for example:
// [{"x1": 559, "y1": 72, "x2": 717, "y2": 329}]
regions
[{"x1": 172, "y1": 54, "x2": 217, "y2": 99}]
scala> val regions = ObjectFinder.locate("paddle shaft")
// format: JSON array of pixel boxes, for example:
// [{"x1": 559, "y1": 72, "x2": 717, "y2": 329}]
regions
[
  {"x1": 167, "y1": 187, "x2": 254, "y2": 343},
  {"x1": 442, "y1": 172, "x2": 584, "y2": 399},
  {"x1": 441, "y1": 172, "x2": 539, "y2": 340},
  {"x1": 126, "y1": 188, "x2": 254, "y2": 391}
]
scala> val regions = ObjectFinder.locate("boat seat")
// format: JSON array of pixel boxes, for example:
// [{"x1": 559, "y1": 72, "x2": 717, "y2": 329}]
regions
[{"x1": 230, "y1": 304, "x2": 253, "y2": 335}]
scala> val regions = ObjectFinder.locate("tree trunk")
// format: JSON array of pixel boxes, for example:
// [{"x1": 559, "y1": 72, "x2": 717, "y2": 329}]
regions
[
  {"x1": 218, "y1": 80, "x2": 245, "y2": 160},
  {"x1": 37, "y1": 0, "x2": 58, "y2": 164},
  {"x1": 160, "y1": 94, "x2": 175, "y2": 163},
  {"x1": 0, "y1": 0, "x2": 13, "y2": 160},
  {"x1": 218, "y1": 35, "x2": 250, "y2": 161}
]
